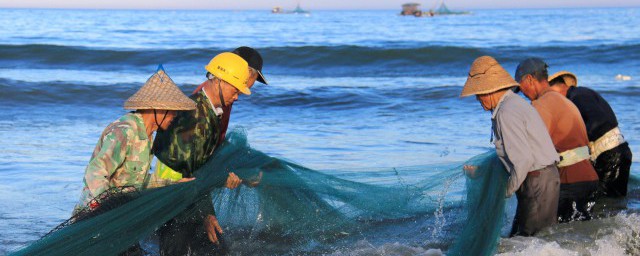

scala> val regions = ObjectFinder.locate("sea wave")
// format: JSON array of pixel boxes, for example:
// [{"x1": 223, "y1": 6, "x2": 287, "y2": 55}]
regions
[
  {"x1": 0, "y1": 43, "x2": 638, "y2": 77},
  {"x1": 0, "y1": 78, "x2": 466, "y2": 107}
]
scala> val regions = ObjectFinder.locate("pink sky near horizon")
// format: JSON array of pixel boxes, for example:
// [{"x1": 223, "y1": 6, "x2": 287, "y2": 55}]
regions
[{"x1": 0, "y1": 0, "x2": 639, "y2": 10}]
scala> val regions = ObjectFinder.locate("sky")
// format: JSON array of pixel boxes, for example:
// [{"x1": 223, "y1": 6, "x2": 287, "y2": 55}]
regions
[{"x1": 0, "y1": 0, "x2": 638, "y2": 10}]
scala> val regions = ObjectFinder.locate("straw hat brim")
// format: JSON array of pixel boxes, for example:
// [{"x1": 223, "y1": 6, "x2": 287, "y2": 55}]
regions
[
  {"x1": 124, "y1": 70, "x2": 196, "y2": 111},
  {"x1": 461, "y1": 56, "x2": 519, "y2": 97},
  {"x1": 548, "y1": 71, "x2": 578, "y2": 87}
]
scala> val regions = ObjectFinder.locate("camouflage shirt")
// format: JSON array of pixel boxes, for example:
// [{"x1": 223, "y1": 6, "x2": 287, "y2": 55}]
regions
[
  {"x1": 153, "y1": 90, "x2": 221, "y2": 177},
  {"x1": 76, "y1": 113, "x2": 167, "y2": 211}
]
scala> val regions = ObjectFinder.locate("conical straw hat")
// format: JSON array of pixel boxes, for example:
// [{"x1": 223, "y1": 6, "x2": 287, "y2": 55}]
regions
[
  {"x1": 548, "y1": 71, "x2": 578, "y2": 87},
  {"x1": 460, "y1": 56, "x2": 519, "y2": 97},
  {"x1": 124, "y1": 68, "x2": 196, "y2": 110}
]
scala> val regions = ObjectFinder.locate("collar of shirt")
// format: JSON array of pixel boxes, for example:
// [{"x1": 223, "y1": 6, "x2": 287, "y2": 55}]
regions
[
  {"x1": 201, "y1": 87, "x2": 224, "y2": 117},
  {"x1": 492, "y1": 89, "x2": 513, "y2": 119}
]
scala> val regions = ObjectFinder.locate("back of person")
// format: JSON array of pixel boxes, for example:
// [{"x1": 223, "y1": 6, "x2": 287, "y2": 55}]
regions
[
  {"x1": 532, "y1": 89, "x2": 598, "y2": 222},
  {"x1": 532, "y1": 90, "x2": 599, "y2": 184},
  {"x1": 565, "y1": 85, "x2": 632, "y2": 197},
  {"x1": 566, "y1": 86, "x2": 618, "y2": 142}
]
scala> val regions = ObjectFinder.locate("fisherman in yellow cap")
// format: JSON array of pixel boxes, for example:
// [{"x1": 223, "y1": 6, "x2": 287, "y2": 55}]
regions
[
  {"x1": 152, "y1": 52, "x2": 257, "y2": 255},
  {"x1": 548, "y1": 71, "x2": 632, "y2": 198},
  {"x1": 74, "y1": 66, "x2": 196, "y2": 255},
  {"x1": 461, "y1": 56, "x2": 560, "y2": 236}
]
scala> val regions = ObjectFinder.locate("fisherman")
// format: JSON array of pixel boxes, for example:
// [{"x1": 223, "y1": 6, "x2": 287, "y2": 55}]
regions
[
  {"x1": 461, "y1": 56, "x2": 560, "y2": 236},
  {"x1": 515, "y1": 58, "x2": 600, "y2": 222},
  {"x1": 74, "y1": 67, "x2": 196, "y2": 255},
  {"x1": 74, "y1": 67, "x2": 196, "y2": 214},
  {"x1": 548, "y1": 71, "x2": 632, "y2": 197},
  {"x1": 152, "y1": 51, "x2": 264, "y2": 255},
  {"x1": 191, "y1": 46, "x2": 268, "y2": 146}
]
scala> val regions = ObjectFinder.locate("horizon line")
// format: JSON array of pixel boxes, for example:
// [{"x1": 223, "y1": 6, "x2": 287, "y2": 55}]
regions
[{"x1": 0, "y1": 5, "x2": 639, "y2": 11}]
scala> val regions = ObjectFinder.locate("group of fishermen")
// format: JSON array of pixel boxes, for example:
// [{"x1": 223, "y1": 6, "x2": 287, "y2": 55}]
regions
[
  {"x1": 462, "y1": 56, "x2": 632, "y2": 236},
  {"x1": 72, "y1": 49, "x2": 632, "y2": 255}
]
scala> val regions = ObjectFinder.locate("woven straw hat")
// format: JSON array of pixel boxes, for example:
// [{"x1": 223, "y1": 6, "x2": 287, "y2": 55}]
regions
[
  {"x1": 461, "y1": 56, "x2": 519, "y2": 97},
  {"x1": 548, "y1": 71, "x2": 578, "y2": 87},
  {"x1": 124, "y1": 68, "x2": 196, "y2": 110}
]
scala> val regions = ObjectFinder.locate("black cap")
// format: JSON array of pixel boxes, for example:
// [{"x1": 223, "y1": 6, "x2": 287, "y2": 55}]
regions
[
  {"x1": 514, "y1": 57, "x2": 548, "y2": 83},
  {"x1": 232, "y1": 46, "x2": 268, "y2": 85}
]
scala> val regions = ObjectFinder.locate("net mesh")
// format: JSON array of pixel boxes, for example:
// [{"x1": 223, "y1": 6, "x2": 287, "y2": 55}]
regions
[{"x1": 12, "y1": 129, "x2": 508, "y2": 256}]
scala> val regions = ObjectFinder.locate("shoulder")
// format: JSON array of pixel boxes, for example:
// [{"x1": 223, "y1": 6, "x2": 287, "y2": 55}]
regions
[
  {"x1": 569, "y1": 86, "x2": 600, "y2": 100},
  {"x1": 536, "y1": 91, "x2": 569, "y2": 108},
  {"x1": 497, "y1": 95, "x2": 534, "y2": 121},
  {"x1": 574, "y1": 86, "x2": 596, "y2": 94},
  {"x1": 104, "y1": 114, "x2": 137, "y2": 141}
]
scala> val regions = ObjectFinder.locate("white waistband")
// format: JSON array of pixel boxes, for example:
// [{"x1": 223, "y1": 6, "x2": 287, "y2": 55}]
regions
[
  {"x1": 557, "y1": 145, "x2": 590, "y2": 168},
  {"x1": 589, "y1": 127, "x2": 625, "y2": 161}
]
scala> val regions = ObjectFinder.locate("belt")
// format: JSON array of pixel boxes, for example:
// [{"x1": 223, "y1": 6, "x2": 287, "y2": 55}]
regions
[
  {"x1": 527, "y1": 165, "x2": 553, "y2": 177},
  {"x1": 589, "y1": 127, "x2": 625, "y2": 161},
  {"x1": 527, "y1": 170, "x2": 541, "y2": 177},
  {"x1": 557, "y1": 145, "x2": 590, "y2": 168}
]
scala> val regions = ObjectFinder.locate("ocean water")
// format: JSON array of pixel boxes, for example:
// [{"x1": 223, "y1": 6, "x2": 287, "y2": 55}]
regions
[{"x1": 0, "y1": 8, "x2": 639, "y2": 255}]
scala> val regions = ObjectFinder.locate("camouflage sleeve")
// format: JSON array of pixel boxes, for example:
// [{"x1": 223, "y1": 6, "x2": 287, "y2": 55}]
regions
[
  {"x1": 153, "y1": 94, "x2": 220, "y2": 177},
  {"x1": 153, "y1": 111, "x2": 196, "y2": 176},
  {"x1": 190, "y1": 119, "x2": 214, "y2": 174},
  {"x1": 83, "y1": 125, "x2": 130, "y2": 199}
]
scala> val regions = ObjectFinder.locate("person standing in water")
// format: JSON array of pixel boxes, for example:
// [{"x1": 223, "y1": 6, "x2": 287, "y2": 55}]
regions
[
  {"x1": 548, "y1": 71, "x2": 632, "y2": 198},
  {"x1": 152, "y1": 52, "x2": 260, "y2": 255},
  {"x1": 461, "y1": 56, "x2": 560, "y2": 236},
  {"x1": 515, "y1": 58, "x2": 600, "y2": 222},
  {"x1": 75, "y1": 67, "x2": 196, "y2": 214},
  {"x1": 74, "y1": 67, "x2": 196, "y2": 255}
]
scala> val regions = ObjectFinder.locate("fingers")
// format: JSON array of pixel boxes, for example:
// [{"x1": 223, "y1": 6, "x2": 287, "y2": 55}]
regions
[
  {"x1": 463, "y1": 165, "x2": 477, "y2": 171},
  {"x1": 225, "y1": 172, "x2": 242, "y2": 189},
  {"x1": 177, "y1": 177, "x2": 195, "y2": 183},
  {"x1": 214, "y1": 220, "x2": 223, "y2": 234},
  {"x1": 208, "y1": 230, "x2": 219, "y2": 245},
  {"x1": 252, "y1": 172, "x2": 263, "y2": 187},
  {"x1": 207, "y1": 230, "x2": 216, "y2": 244},
  {"x1": 205, "y1": 215, "x2": 220, "y2": 244}
]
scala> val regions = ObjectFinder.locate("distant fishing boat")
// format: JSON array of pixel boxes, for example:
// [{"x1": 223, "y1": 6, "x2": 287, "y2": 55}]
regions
[
  {"x1": 400, "y1": 1, "x2": 470, "y2": 17},
  {"x1": 400, "y1": 3, "x2": 422, "y2": 16},
  {"x1": 272, "y1": 3, "x2": 310, "y2": 15},
  {"x1": 432, "y1": 1, "x2": 470, "y2": 15}
]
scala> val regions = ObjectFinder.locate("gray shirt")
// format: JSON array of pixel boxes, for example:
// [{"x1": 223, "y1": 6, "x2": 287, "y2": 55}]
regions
[{"x1": 492, "y1": 90, "x2": 559, "y2": 197}]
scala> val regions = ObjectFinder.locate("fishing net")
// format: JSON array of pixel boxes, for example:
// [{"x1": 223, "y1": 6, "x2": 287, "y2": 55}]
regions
[
  {"x1": 45, "y1": 186, "x2": 140, "y2": 237},
  {"x1": 12, "y1": 129, "x2": 508, "y2": 256}
]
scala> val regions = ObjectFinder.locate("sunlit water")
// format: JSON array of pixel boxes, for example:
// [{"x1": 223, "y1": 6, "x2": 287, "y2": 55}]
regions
[{"x1": 0, "y1": 8, "x2": 639, "y2": 255}]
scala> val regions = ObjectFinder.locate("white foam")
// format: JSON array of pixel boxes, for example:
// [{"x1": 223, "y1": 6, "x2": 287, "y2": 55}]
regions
[
  {"x1": 329, "y1": 240, "x2": 443, "y2": 256},
  {"x1": 498, "y1": 213, "x2": 640, "y2": 256}
]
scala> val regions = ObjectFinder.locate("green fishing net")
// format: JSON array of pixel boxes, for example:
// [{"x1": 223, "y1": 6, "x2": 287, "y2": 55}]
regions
[{"x1": 12, "y1": 129, "x2": 508, "y2": 256}]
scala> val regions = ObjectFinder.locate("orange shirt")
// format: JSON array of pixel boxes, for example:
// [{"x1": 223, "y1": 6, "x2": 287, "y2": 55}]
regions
[{"x1": 532, "y1": 88, "x2": 599, "y2": 184}]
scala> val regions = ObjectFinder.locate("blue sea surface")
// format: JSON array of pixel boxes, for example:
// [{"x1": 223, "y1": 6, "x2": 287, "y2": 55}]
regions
[{"x1": 0, "y1": 8, "x2": 639, "y2": 255}]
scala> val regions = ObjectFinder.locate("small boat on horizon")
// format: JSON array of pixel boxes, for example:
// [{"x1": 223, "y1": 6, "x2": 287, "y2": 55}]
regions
[
  {"x1": 272, "y1": 3, "x2": 310, "y2": 15},
  {"x1": 401, "y1": 1, "x2": 470, "y2": 17}
]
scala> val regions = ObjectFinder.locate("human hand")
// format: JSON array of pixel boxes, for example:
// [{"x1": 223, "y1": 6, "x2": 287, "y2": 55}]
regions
[
  {"x1": 177, "y1": 177, "x2": 195, "y2": 183},
  {"x1": 244, "y1": 171, "x2": 263, "y2": 188},
  {"x1": 89, "y1": 200, "x2": 100, "y2": 210},
  {"x1": 225, "y1": 172, "x2": 242, "y2": 189},
  {"x1": 463, "y1": 165, "x2": 478, "y2": 178},
  {"x1": 203, "y1": 214, "x2": 223, "y2": 245}
]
